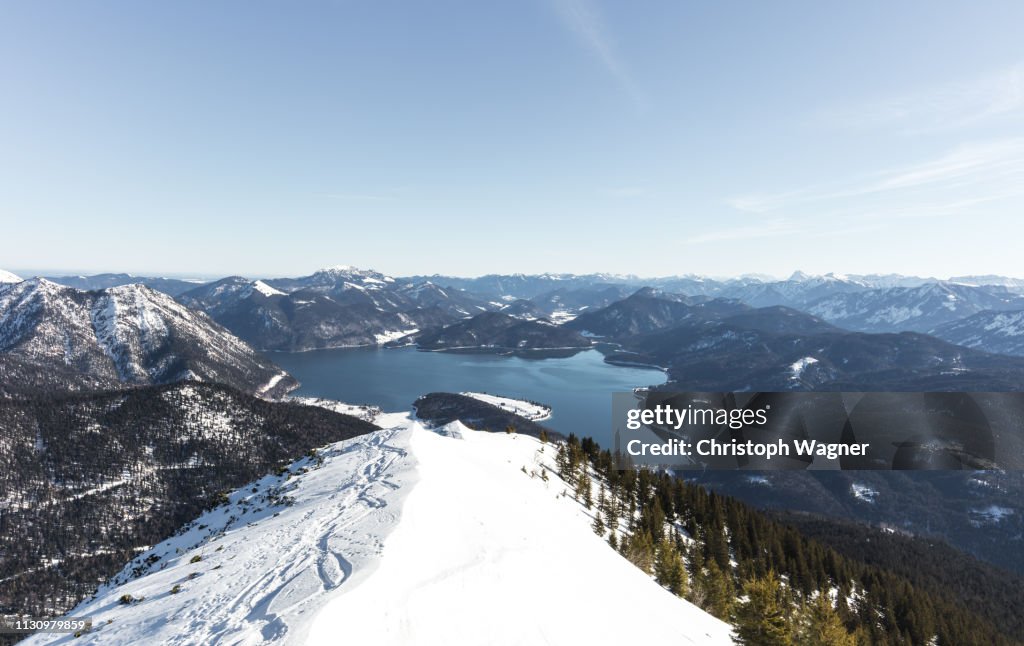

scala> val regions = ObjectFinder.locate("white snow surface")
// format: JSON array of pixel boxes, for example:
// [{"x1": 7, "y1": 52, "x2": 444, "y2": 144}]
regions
[
  {"x1": 789, "y1": 356, "x2": 818, "y2": 380},
  {"x1": 29, "y1": 418, "x2": 732, "y2": 646},
  {"x1": 252, "y1": 280, "x2": 285, "y2": 297},
  {"x1": 850, "y1": 483, "x2": 879, "y2": 503},
  {"x1": 0, "y1": 279, "x2": 281, "y2": 388},
  {"x1": 459, "y1": 391, "x2": 553, "y2": 421},
  {"x1": 290, "y1": 396, "x2": 383, "y2": 422},
  {"x1": 0, "y1": 269, "x2": 21, "y2": 284},
  {"x1": 257, "y1": 371, "x2": 289, "y2": 397},
  {"x1": 372, "y1": 328, "x2": 418, "y2": 345}
]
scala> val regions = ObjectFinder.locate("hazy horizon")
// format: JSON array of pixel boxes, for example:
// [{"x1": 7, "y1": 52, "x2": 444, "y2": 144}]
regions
[
  {"x1": 3, "y1": 1, "x2": 1023, "y2": 277},
  {"x1": 6, "y1": 264, "x2": 1021, "y2": 284}
]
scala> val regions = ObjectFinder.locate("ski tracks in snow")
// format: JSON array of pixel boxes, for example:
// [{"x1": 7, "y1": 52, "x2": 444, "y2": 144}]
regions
[{"x1": 27, "y1": 424, "x2": 418, "y2": 646}]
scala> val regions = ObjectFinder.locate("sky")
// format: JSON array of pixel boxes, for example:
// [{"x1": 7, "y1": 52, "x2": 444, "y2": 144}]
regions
[{"x1": 1, "y1": 1, "x2": 1023, "y2": 279}]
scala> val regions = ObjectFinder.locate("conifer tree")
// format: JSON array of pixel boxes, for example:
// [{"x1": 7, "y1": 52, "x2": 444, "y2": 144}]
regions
[
  {"x1": 655, "y1": 537, "x2": 688, "y2": 597},
  {"x1": 700, "y1": 559, "x2": 736, "y2": 619},
  {"x1": 603, "y1": 503, "x2": 617, "y2": 535},
  {"x1": 732, "y1": 570, "x2": 793, "y2": 646},
  {"x1": 625, "y1": 529, "x2": 656, "y2": 575},
  {"x1": 796, "y1": 593, "x2": 856, "y2": 646},
  {"x1": 579, "y1": 471, "x2": 593, "y2": 509},
  {"x1": 555, "y1": 442, "x2": 570, "y2": 478}
]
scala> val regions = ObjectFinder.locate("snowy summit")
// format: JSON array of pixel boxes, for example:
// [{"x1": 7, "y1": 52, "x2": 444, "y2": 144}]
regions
[{"x1": 27, "y1": 416, "x2": 731, "y2": 646}]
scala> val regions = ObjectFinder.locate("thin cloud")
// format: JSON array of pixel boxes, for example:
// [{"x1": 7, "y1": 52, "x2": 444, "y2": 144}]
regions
[
  {"x1": 729, "y1": 138, "x2": 1024, "y2": 215},
  {"x1": 818, "y1": 61, "x2": 1024, "y2": 133},
  {"x1": 551, "y1": 0, "x2": 643, "y2": 105}
]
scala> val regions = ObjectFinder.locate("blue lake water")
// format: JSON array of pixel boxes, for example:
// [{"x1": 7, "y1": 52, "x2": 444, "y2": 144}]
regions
[{"x1": 271, "y1": 347, "x2": 665, "y2": 447}]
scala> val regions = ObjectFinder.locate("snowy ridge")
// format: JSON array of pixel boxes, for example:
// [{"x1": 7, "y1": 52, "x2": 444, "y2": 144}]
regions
[
  {"x1": 290, "y1": 396, "x2": 383, "y2": 422},
  {"x1": 932, "y1": 309, "x2": 1024, "y2": 356},
  {"x1": 257, "y1": 371, "x2": 289, "y2": 397},
  {"x1": 0, "y1": 279, "x2": 291, "y2": 395},
  {"x1": 252, "y1": 280, "x2": 285, "y2": 297},
  {"x1": 28, "y1": 418, "x2": 731, "y2": 645},
  {"x1": 307, "y1": 266, "x2": 395, "y2": 291},
  {"x1": 804, "y1": 282, "x2": 1024, "y2": 333},
  {"x1": 459, "y1": 391, "x2": 552, "y2": 421},
  {"x1": 0, "y1": 269, "x2": 21, "y2": 284}
]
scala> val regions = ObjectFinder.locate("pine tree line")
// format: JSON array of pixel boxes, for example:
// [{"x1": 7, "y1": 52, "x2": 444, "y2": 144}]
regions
[{"x1": 552, "y1": 434, "x2": 1016, "y2": 646}]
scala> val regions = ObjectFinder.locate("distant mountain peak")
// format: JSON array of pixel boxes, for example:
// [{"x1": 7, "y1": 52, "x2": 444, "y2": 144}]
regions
[
  {"x1": 0, "y1": 280, "x2": 293, "y2": 396},
  {"x1": 313, "y1": 264, "x2": 385, "y2": 278},
  {"x1": 317, "y1": 264, "x2": 358, "y2": 273},
  {"x1": 629, "y1": 286, "x2": 662, "y2": 299}
]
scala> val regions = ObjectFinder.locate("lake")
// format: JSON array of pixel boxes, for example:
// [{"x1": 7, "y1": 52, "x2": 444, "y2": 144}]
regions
[{"x1": 271, "y1": 347, "x2": 665, "y2": 447}]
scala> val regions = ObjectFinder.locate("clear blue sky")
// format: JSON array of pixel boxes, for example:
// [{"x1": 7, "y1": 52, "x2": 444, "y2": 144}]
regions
[{"x1": 2, "y1": 1, "x2": 1023, "y2": 278}]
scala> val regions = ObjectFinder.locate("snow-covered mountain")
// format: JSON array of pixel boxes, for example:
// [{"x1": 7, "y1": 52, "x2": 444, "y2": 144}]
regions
[
  {"x1": 0, "y1": 269, "x2": 22, "y2": 284},
  {"x1": 0, "y1": 382, "x2": 377, "y2": 622},
  {"x1": 842, "y1": 273, "x2": 939, "y2": 289},
  {"x1": 41, "y1": 273, "x2": 206, "y2": 297},
  {"x1": 420, "y1": 271, "x2": 1024, "y2": 312},
  {"x1": 932, "y1": 310, "x2": 1024, "y2": 356},
  {"x1": 804, "y1": 282, "x2": 1024, "y2": 333},
  {"x1": 177, "y1": 268, "x2": 497, "y2": 351},
  {"x1": 409, "y1": 272, "x2": 632, "y2": 301},
  {"x1": 177, "y1": 276, "x2": 455, "y2": 351},
  {"x1": 263, "y1": 266, "x2": 487, "y2": 316},
  {"x1": 0, "y1": 278, "x2": 294, "y2": 396},
  {"x1": 951, "y1": 275, "x2": 1024, "y2": 292},
  {"x1": 713, "y1": 271, "x2": 868, "y2": 308},
  {"x1": 25, "y1": 417, "x2": 732, "y2": 645},
  {"x1": 412, "y1": 311, "x2": 592, "y2": 353},
  {"x1": 564, "y1": 288, "x2": 748, "y2": 338},
  {"x1": 614, "y1": 305, "x2": 1024, "y2": 391},
  {"x1": 266, "y1": 265, "x2": 397, "y2": 294}
]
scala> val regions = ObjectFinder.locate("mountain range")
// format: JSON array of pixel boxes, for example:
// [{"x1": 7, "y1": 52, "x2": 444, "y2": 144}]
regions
[
  {"x1": 4, "y1": 264, "x2": 1024, "y2": 644},
  {"x1": 409, "y1": 311, "x2": 592, "y2": 354},
  {"x1": 17, "y1": 267, "x2": 1024, "y2": 358},
  {"x1": 175, "y1": 269, "x2": 489, "y2": 351},
  {"x1": 932, "y1": 310, "x2": 1024, "y2": 356}
]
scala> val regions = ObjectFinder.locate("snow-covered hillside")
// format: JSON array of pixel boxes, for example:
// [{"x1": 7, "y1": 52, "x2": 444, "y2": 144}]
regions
[
  {"x1": 176, "y1": 272, "x2": 475, "y2": 352},
  {"x1": 28, "y1": 417, "x2": 732, "y2": 645},
  {"x1": 0, "y1": 269, "x2": 22, "y2": 284},
  {"x1": 0, "y1": 278, "x2": 294, "y2": 395},
  {"x1": 460, "y1": 391, "x2": 552, "y2": 421},
  {"x1": 805, "y1": 282, "x2": 1024, "y2": 333},
  {"x1": 932, "y1": 309, "x2": 1024, "y2": 356}
]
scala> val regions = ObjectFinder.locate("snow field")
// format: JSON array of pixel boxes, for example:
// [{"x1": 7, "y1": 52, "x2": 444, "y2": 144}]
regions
[{"x1": 27, "y1": 415, "x2": 732, "y2": 645}]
